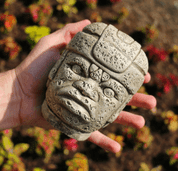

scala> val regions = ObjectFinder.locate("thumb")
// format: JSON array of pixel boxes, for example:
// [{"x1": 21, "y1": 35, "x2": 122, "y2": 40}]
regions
[{"x1": 46, "y1": 19, "x2": 91, "y2": 50}]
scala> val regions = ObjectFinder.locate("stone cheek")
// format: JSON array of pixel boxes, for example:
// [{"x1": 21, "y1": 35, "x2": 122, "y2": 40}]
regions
[{"x1": 116, "y1": 65, "x2": 145, "y2": 95}]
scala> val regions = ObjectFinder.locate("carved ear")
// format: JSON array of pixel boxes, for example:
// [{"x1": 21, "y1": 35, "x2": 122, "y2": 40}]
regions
[{"x1": 47, "y1": 50, "x2": 68, "y2": 87}]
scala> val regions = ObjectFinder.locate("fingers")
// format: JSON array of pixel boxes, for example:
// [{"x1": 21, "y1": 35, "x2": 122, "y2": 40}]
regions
[
  {"x1": 127, "y1": 93, "x2": 157, "y2": 109},
  {"x1": 87, "y1": 111, "x2": 146, "y2": 153},
  {"x1": 48, "y1": 19, "x2": 91, "y2": 49},
  {"x1": 62, "y1": 19, "x2": 91, "y2": 40},
  {"x1": 88, "y1": 131, "x2": 121, "y2": 153},
  {"x1": 144, "y1": 73, "x2": 151, "y2": 83},
  {"x1": 114, "y1": 111, "x2": 145, "y2": 129}
]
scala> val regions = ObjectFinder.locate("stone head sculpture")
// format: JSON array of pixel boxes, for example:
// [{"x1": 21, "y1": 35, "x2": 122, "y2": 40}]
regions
[{"x1": 42, "y1": 22, "x2": 148, "y2": 141}]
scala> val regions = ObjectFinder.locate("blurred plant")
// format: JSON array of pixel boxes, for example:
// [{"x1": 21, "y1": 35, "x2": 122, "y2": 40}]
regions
[
  {"x1": 151, "y1": 107, "x2": 157, "y2": 115},
  {"x1": 161, "y1": 110, "x2": 178, "y2": 132},
  {"x1": 25, "y1": 25, "x2": 51, "y2": 49},
  {"x1": 169, "y1": 73, "x2": 178, "y2": 87},
  {"x1": 0, "y1": 133, "x2": 29, "y2": 171},
  {"x1": 113, "y1": 7, "x2": 129, "y2": 24},
  {"x1": 139, "y1": 162, "x2": 162, "y2": 171},
  {"x1": 107, "y1": 133, "x2": 124, "y2": 157},
  {"x1": 0, "y1": 129, "x2": 13, "y2": 138},
  {"x1": 28, "y1": 0, "x2": 53, "y2": 26},
  {"x1": 139, "y1": 25, "x2": 159, "y2": 43},
  {"x1": 90, "y1": 12, "x2": 102, "y2": 22},
  {"x1": 169, "y1": 45, "x2": 178, "y2": 62},
  {"x1": 122, "y1": 126, "x2": 153, "y2": 151},
  {"x1": 25, "y1": 127, "x2": 61, "y2": 163},
  {"x1": 63, "y1": 138, "x2": 78, "y2": 155},
  {"x1": 33, "y1": 167, "x2": 46, "y2": 171},
  {"x1": 56, "y1": 0, "x2": 78, "y2": 17},
  {"x1": 110, "y1": 0, "x2": 122, "y2": 3},
  {"x1": 0, "y1": 12, "x2": 17, "y2": 33},
  {"x1": 138, "y1": 86, "x2": 148, "y2": 95},
  {"x1": 86, "y1": 0, "x2": 98, "y2": 9},
  {"x1": 0, "y1": 37, "x2": 21, "y2": 60},
  {"x1": 134, "y1": 126, "x2": 154, "y2": 150},
  {"x1": 146, "y1": 45, "x2": 168, "y2": 63},
  {"x1": 4, "y1": 0, "x2": 16, "y2": 9},
  {"x1": 156, "y1": 73, "x2": 178, "y2": 95},
  {"x1": 166, "y1": 147, "x2": 178, "y2": 165},
  {"x1": 66, "y1": 153, "x2": 89, "y2": 171},
  {"x1": 155, "y1": 73, "x2": 171, "y2": 95},
  {"x1": 122, "y1": 126, "x2": 136, "y2": 139},
  {"x1": 58, "y1": 23, "x2": 67, "y2": 29}
]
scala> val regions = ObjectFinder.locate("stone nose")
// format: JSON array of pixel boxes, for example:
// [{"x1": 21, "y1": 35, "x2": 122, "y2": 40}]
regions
[{"x1": 72, "y1": 80, "x2": 99, "y2": 102}]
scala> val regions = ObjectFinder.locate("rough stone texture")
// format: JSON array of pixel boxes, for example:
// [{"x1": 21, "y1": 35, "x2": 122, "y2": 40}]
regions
[{"x1": 41, "y1": 22, "x2": 149, "y2": 141}]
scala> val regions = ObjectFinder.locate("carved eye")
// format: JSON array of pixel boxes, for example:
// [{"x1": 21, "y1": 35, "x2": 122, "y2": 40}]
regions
[
  {"x1": 103, "y1": 88, "x2": 115, "y2": 98},
  {"x1": 72, "y1": 64, "x2": 82, "y2": 75}
]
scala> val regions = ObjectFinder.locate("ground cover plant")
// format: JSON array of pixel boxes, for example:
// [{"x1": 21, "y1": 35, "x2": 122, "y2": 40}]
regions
[{"x1": 0, "y1": 0, "x2": 178, "y2": 170}]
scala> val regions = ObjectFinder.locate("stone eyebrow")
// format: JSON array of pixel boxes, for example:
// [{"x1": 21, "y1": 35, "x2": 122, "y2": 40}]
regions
[
  {"x1": 74, "y1": 58, "x2": 90, "y2": 78},
  {"x1": 65, "y1": 53, "x2": 91, "y2": 77}
]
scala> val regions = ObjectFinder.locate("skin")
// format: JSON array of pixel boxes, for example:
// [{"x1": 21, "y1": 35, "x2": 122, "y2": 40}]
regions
[{"x1": 0, "y1": 19, "x2": 156, "y2": 153}]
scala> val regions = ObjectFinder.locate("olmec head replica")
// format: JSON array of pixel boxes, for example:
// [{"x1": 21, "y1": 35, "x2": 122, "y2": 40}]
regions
[{"x1": 42, "y1": 22, "x2": 148, "y2": 141}]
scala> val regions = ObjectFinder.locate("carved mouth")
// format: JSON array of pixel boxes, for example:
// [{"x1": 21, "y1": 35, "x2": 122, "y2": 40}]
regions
[
  {"x1": 44, "y1": 101, "x2": 90, "y2": 133},
  {"x1": 58, "y1": 96, "x2": 91, "y2": 122},
  {"x1": 54, "y1": 86, "x2": 96, "y2": 122}
]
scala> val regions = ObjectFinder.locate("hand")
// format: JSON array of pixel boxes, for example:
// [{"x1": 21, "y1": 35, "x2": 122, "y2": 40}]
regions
[{"x1": 14, "y1": 20, "x2": 156, "y2": 153}]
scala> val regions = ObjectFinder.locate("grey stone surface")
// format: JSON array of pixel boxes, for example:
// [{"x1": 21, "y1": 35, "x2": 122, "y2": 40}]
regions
[{"x1": 41, "y1": 22, "x2": 149, "y2": 141}]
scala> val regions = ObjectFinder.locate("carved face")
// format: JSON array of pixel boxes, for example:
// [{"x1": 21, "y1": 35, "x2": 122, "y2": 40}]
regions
[
  {"x1": 46, "y1": 51, "x2": 128, "y2": 133},
  {"x1": 42, "y1": 22, "x2": 148, "y2": 140}
]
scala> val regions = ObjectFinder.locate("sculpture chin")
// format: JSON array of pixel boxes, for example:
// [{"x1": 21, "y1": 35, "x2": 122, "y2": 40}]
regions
[{"x1": 41, "y1": 99, "x2": 92, "y2": 141}]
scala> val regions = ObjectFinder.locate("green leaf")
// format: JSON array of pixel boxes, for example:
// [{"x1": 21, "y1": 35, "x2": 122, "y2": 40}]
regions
[
  {"x1": 14, "y1": 143, "x2": 29, "y2": 156},
  {"x1": 2, "y1": 163, "x2": 12, "y2": 171},
  {"x1": 0, "y1": 146, "x2": 6, "y2": 156},
  {"x1": 68, "y1": 0, "x2": 76, "y2": 6},
  {"x1": 34, "y1": 36, "x2": 41, "y2": 43},
  {"x1": 62, "y1": 4, "x2": 70, "y2": 14},
  {"x1": 139, "y1": 162, "x2": 150, "y2": 171},
  {"x1": 33, "y1": 167, "x2": 46, "y2": 171},
  {"x1": 6, "y1": 159, "x2": 13, "y2": 165},
  {"x1": 35, "y1": 146, "x2": 43, "y2": 156},
  {"x1": 0, "y1": 156, "x2": 4, "y2": 166},
  {"x1": 8, "y1": 153, "x2": 20, "y2": 163},
  {"x1": 25, "y1": 26, "x2": 38, "y2": 34},
  {"x1": 2, "y1": 136, "x2": 13, "y2": 152}
]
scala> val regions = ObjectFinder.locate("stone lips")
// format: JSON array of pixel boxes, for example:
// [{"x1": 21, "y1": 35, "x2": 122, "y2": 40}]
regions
[{"x1": 42, "y1": 22, "x2": 149, "y2": 141}]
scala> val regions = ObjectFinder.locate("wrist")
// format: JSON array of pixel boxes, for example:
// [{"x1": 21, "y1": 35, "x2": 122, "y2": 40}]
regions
[{"x1": 0, "y1": 69, "x2": 22, "y2": 130}]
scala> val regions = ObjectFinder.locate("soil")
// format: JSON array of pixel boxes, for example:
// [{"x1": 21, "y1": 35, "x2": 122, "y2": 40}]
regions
[{"x1": 0, "y1": 0, "x2": 178, "y2": 171}]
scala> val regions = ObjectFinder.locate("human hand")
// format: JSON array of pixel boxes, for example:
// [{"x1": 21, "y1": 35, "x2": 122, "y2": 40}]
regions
[{"x1": 14, "y1": 20, "x2": 156, "y2": 153}]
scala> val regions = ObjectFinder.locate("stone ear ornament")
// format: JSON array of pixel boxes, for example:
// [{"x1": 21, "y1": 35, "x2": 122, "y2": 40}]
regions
[{"x1": 42, "y1": 22, "x2": 149, "y2": 141}]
